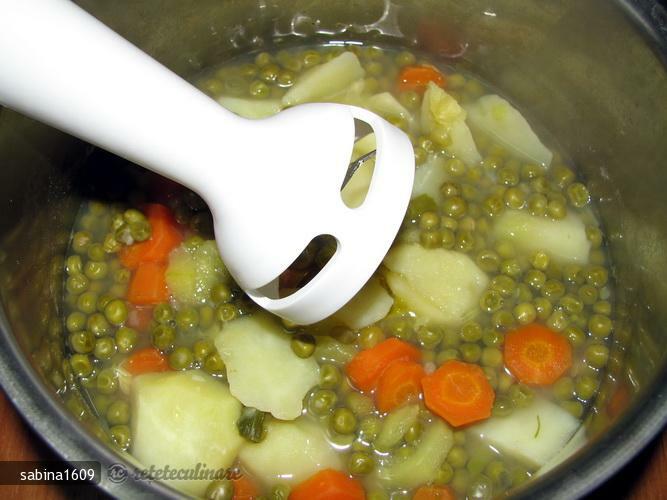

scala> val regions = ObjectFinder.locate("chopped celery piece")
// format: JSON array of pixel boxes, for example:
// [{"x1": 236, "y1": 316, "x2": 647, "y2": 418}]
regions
[{"x1": 237, "y1": 406, "x2": 267, "y2": 443}]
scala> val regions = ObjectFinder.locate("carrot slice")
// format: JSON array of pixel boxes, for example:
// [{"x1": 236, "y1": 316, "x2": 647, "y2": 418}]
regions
[
  {"x1": 345, "y1": 337, "x2": 421, "y2": 392},
  {"x1": 232, "y1": 474, "x2": 260, "y2": 500},
  {"x1": 397, "y1": 65, "x2": 446, "y2": 93},
  {"x1": 375, "y1": 360, "x2": 426, "y2": 413},
  {"x1": 290, "y1": 469, "x2": 365, "y2": 500},
  {"x1": 422, "y1": 360, "x2": 495, "y2": 427},
  {"x1": 125, "y1": 347, "x2": 169, "y2": 375},
  {"x1": 127, "y1": 261, "x2": 169, "y2": 305},
  {"x1": 120, "y1": 204, "x2": 183, "y2": 269},
  {"x1": 413, "y1": 485, "x2": 456, "y2": 500},
  {"x1": 504, "y1": 323, "x2": 573, "y2": 385}
]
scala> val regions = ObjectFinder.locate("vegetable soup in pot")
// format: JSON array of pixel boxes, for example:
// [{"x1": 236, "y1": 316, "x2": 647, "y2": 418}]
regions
[{"x1": 54, "y1": 44, "x2": 614, "y2": 499}]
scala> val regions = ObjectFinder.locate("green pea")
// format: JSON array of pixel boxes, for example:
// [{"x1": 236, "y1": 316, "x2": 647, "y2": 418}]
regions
[
  {"x1": 504, "y1": 187, "x2": 526, "y2": 209},
  {"x1": 552, "y1": 376, "x2": 575, "y2": 400},
  {"x1": 491, "y1": 275, "x2": 517, "y2": 297},
  {"x1": 440, "y1": 228, "x2": 455, "y2": 249},
  {"x1": 566, "y1": 182, "x2": 591, "y2": 208},
  {"x1": 509, "y1": 384, "x2": 533, "y2": 408},
  {"x1": 196, "y1": 305, "x2": 213, "y2": 330},
  {"x1": 86, "y1": 243, "x2": 105, "y2": 262},
  {"x1": 191, "y1": 339, "x2": 213, "y2": 362},
  {"x1": 204, "y1": 479, "x2": 234, "y2": 500},
  {"x1": 66, "y1": 311, "x2": 87, "y2": 333},
  {"x1": 210, "y1": 283, "x2": 232, "y2": 303},
  {"x1": 460, "y1": 343, "x2": 481, "y2": 363},
  {"x1": 441, "y1": 196, "x2": 467, "y2": 219},
  {"x1": 560, "y1": 400, "x2": 584, "y2": 418},
  {"x1": 586, "y1": 226, "x2": 603, "y2": 248},
  {"x1": 585, "y1": 343, "x2": 610, "y2": 369},
  {"x1": 115, "y1": 327, "x2": 138, "y2": 354},
  {"x1": 446, "y1": 158, "x2": 466, "y2": 177},
  {"x1": 492, "y1": 396, "x2": 513, "y2": 417},
  {"x1": 433, "y1": 462, "x2": 454, "y2": 485},
  {"x1": 319, "y1": 364, "x2": 341, "y2": 389},
  {"x1": 277, "y1": 70, "x2": 295, "y2": 87},
  {"x1": 348, "y1": 451, "x2": 374, "y2": 475},
  {"x1": 460, "y1": 322, "x2": 482, "y2": 342},
  {"x1": 486, "y1": 460, "x2": 510, "y2": 489},
  {"x1": 533, "y1": 297, "x2": 552, "y2": 321},
  {"x1": 66, "y1": 273, "x2": 89, "y2": 295},
  {"x1": 498, "y1": 166, "x2": 519, "y2": 186},
  {"x1": 482, "y1": 329, "x2": 503, "y2": 347},
  {"x1": 106, "y1": 400, "x2": 130, "y2": 425},
  {"x1": 69, "y1": 330, "x2": 95, "y2": 354},
  {"x1": 113, "y1": 268, "x2": 131, "y2": 285},
  {"x1": 413, "y1": 147, "x2": 427, "y2": 165},
  {"x1": 492, "y1": 310, "x2": 515, "y2": 330},
  {"x1": 577, "y1": 284, "x2": 598, "y2": 305},
  {"x1": 248, "y1": 80, "x2": 269, "y2": 98},
  {"x1": 541, "y1": 280, "x2": 566, "y2": 300},
  {"x1": 174, "y1": 307, "x2": 199, "y2": 332},
  {"x1": 203, "y1": 352, "x2": 225, "y2": 376},
  {"x1": 388, "y1": 317, "x2": 413, "y2": 341},
  {"x1": 395, "y1": 50, "x2": 416, "y2": 66},
  {"x1": 562, "y1": 325, "x2": 585, "y2": 347},
  {"x1": 586, "y1": 265, "x2": 609, "y2": 287},
  {"x1": 441, "y1": 182, "x2": 461, "y2": 198},
  {"x1": 153, "y1": 303, "x2": 174, "y2": 324},
  {"x1": 358, "y1": 326, "x2": 384, "y2": 349},
  {"x1": 270, "y1": 484, "x2": 290, "y2": 500},
  {"x1": 110, "y1": 424, "x2": 131, "y2": 451},
  {"x1": 97, "y1": 368, "x2": 118, "y2": 395},
  {"x1": 151, "y1": 324, "x2": 175, "y2": 351},
  {"x1": 521, "y1": 163, "x2": 544, "y2": 180},
  {"x1": 66, "y1": 255, "x2": 83, "y2": 274},
  {"x1": 483, "y1": 195, "x2": 504, "y2": 217},
  {"x1": 530, "y1": 251, "x2": 549, "y2": 271},
  {"x1": 290, "y1": 333, "x2": 316, "y2": 358},
  {"x1": 308, "y1": 389, "x2": 337, "y2": 416},
  {"x1": 479, "y1": 290, "x2": 504, "y2": 313},
  {"x1": 546, "y1": 310, "x2": 569, "y2": 332},
  {"x1": 331, "y1": 407, "x2": 357, "y2": 435},
  {"x1": 216, "y1": 303, "x2": 238, "y2": 322},
  {"x1": 87, "y1": 313, "x2": 111, "y2": 337},
  {"x1": 104, "y1": 299, "x2": 128, "y2": 326},
  {"x1": 169, "y1": 347, "x2": 194, "y2": 370},
  {"x1": 593, "y1": 300, "x2": 612, "y2": 315},
  {"x1": 476, "y1": 250, "x2": 500, "y2": 273},
  {"x1": 447, "y1": 445, "x2": 468, "y2": 468},
  {"x1": 71, "y1": 231, "x2": 93, "y2": 254},
  {"x1": 416, "y1": 326, "x2": 442, "y2": 349},
  {"x1": 436, "y1": 348, "x2": 460, "y2": 365},
  {"x1": 527, "y1": 193, "x2": 547, "y2": 216},
  {"x1": 455, "y1": 230, "x2": 476, "y2": 253},
  {"x1": 94, "y1": 294, "x2": 111, "y2": 313},
  {"x1": 94, "y1": 337, "x2": 117, "y2": 360},
  {"x1": 513, "y1": 302, "x2": 537, "y2": 325},
  {"x1": 589, "y1": 314, "x2": 612, "y2": 338},
  {"x1": 547, "y1": 198, "x2": 567, "y2": 219},
  {"x1": 481, "y1": 347, "x2": 503, "y2": 368}
]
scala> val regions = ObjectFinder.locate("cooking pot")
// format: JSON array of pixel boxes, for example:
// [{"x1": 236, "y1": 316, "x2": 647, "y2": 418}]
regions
[{"x1": 0, "y1": 0, "x2": 666, "y2": 498}]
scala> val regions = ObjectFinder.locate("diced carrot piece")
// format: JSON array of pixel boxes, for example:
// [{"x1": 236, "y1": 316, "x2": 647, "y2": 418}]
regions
[
  {"x1": 504, "y1": 323, "x2": 573, "y2": 386},
  {"x1": 125, "y1": 347, "x2": 169, "y2": 375},
  {"x1": 375, "y1": 360, "x2": 425, "y2": 413},
  {"x1": 413, "y1": 485, "x2": 456, "y2": 500},
  {"x1": 422, "y1": 360, "x2": 495, "y2": 427},
  {"x1": 396, "y1": 65, "x2": 446, "y2": 93},
  {"x1": 127, "y1": 261, "x2": 169, "y2": 305},
  {"x1": 127, "y1": 305, "x2": 154, "y2": 333},
  {"x1": 233, "y1": 474, "x2": 260, "y2": 500},
  {"x1": 345, "y1": 337, "x2": 421, "y2": 392},
  {"x1": 290, "y1": 469, "x2": 365, "y2": 500},
  {"x1": 120, "y1": 204, "x2": 183, "y2": 269}
]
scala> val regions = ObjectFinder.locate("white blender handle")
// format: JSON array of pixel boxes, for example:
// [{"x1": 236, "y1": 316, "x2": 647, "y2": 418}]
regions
[{"x1": 0, "y1": 0, "x2": 253, "y2": 190}]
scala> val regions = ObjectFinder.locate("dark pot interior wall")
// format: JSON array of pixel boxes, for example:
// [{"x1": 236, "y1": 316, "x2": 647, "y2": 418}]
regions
[{"x1": 0, "y1": 1, "x2": 665, "y2": 498}]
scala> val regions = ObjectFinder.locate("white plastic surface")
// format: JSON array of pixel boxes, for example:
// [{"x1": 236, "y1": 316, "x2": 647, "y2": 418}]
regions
[{"x1": 0, "y1": 0, "x2": 415, "y2": 324}]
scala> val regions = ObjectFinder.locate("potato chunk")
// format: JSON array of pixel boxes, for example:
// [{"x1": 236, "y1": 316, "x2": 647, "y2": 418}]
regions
[
  {"x1": 493, "y1": 209, "x2": 590, "y2": 264},
  {"x1": 384, "y1": 244, "x2": 488, "y2": 326},
  {"x1": 335, "y1": 276, "x2": 394, "y2": 330},
  {"x1": 215, "y1": 314, "x2": 320, "y2": 420},
  {"x1": 239, "y1": 418, "x2": 341, "y2": 487},
  {"x1": 131, "y1": 370, "x2": 243, "y2": 497}
]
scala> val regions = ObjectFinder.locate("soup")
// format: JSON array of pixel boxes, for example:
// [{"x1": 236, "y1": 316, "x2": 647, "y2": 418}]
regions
[{"x1": 56, "y1": 44, "x2": 613, "y2": 499}]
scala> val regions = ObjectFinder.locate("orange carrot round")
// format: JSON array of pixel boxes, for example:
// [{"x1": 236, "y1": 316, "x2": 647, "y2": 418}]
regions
[
  {"x1": 289, "y1": 469, "x2": 365, "y2": 500},
  {"x1": 120, "y1": 203, "x2": 183, "y2": 269},
  {"x1": 125, "y1": 347, "x2": 169, "y2": 375},
  {"x1": 345, "y1": 337, "x2": 421, "y2": 392},
  {"x1": 413, "y1": 485, "x2": 456, "y2": 500},
  {"x1": 126, "y1": 261, "x2": 169, "y2": 305},
  {"x1": 232, "y1": 474, "x2": 260, "y2": 500},
  {"x1": 375, "y1": 360, "x2": 425, "y2": 413},
  {"x1": 504, "y1": 323, "x2": 573, "y2": 385},
  {"x1": 397, "y1": 64, "x2": 446, "y2": 93},
  {"x1": 422, "y1": 360, "x2": 495, "y2": 427}
]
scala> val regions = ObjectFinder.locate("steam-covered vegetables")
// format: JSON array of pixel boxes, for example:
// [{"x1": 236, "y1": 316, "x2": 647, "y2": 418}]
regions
[{"x1": 58, "y1": 44, "x2": 614, "y2": 500}]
